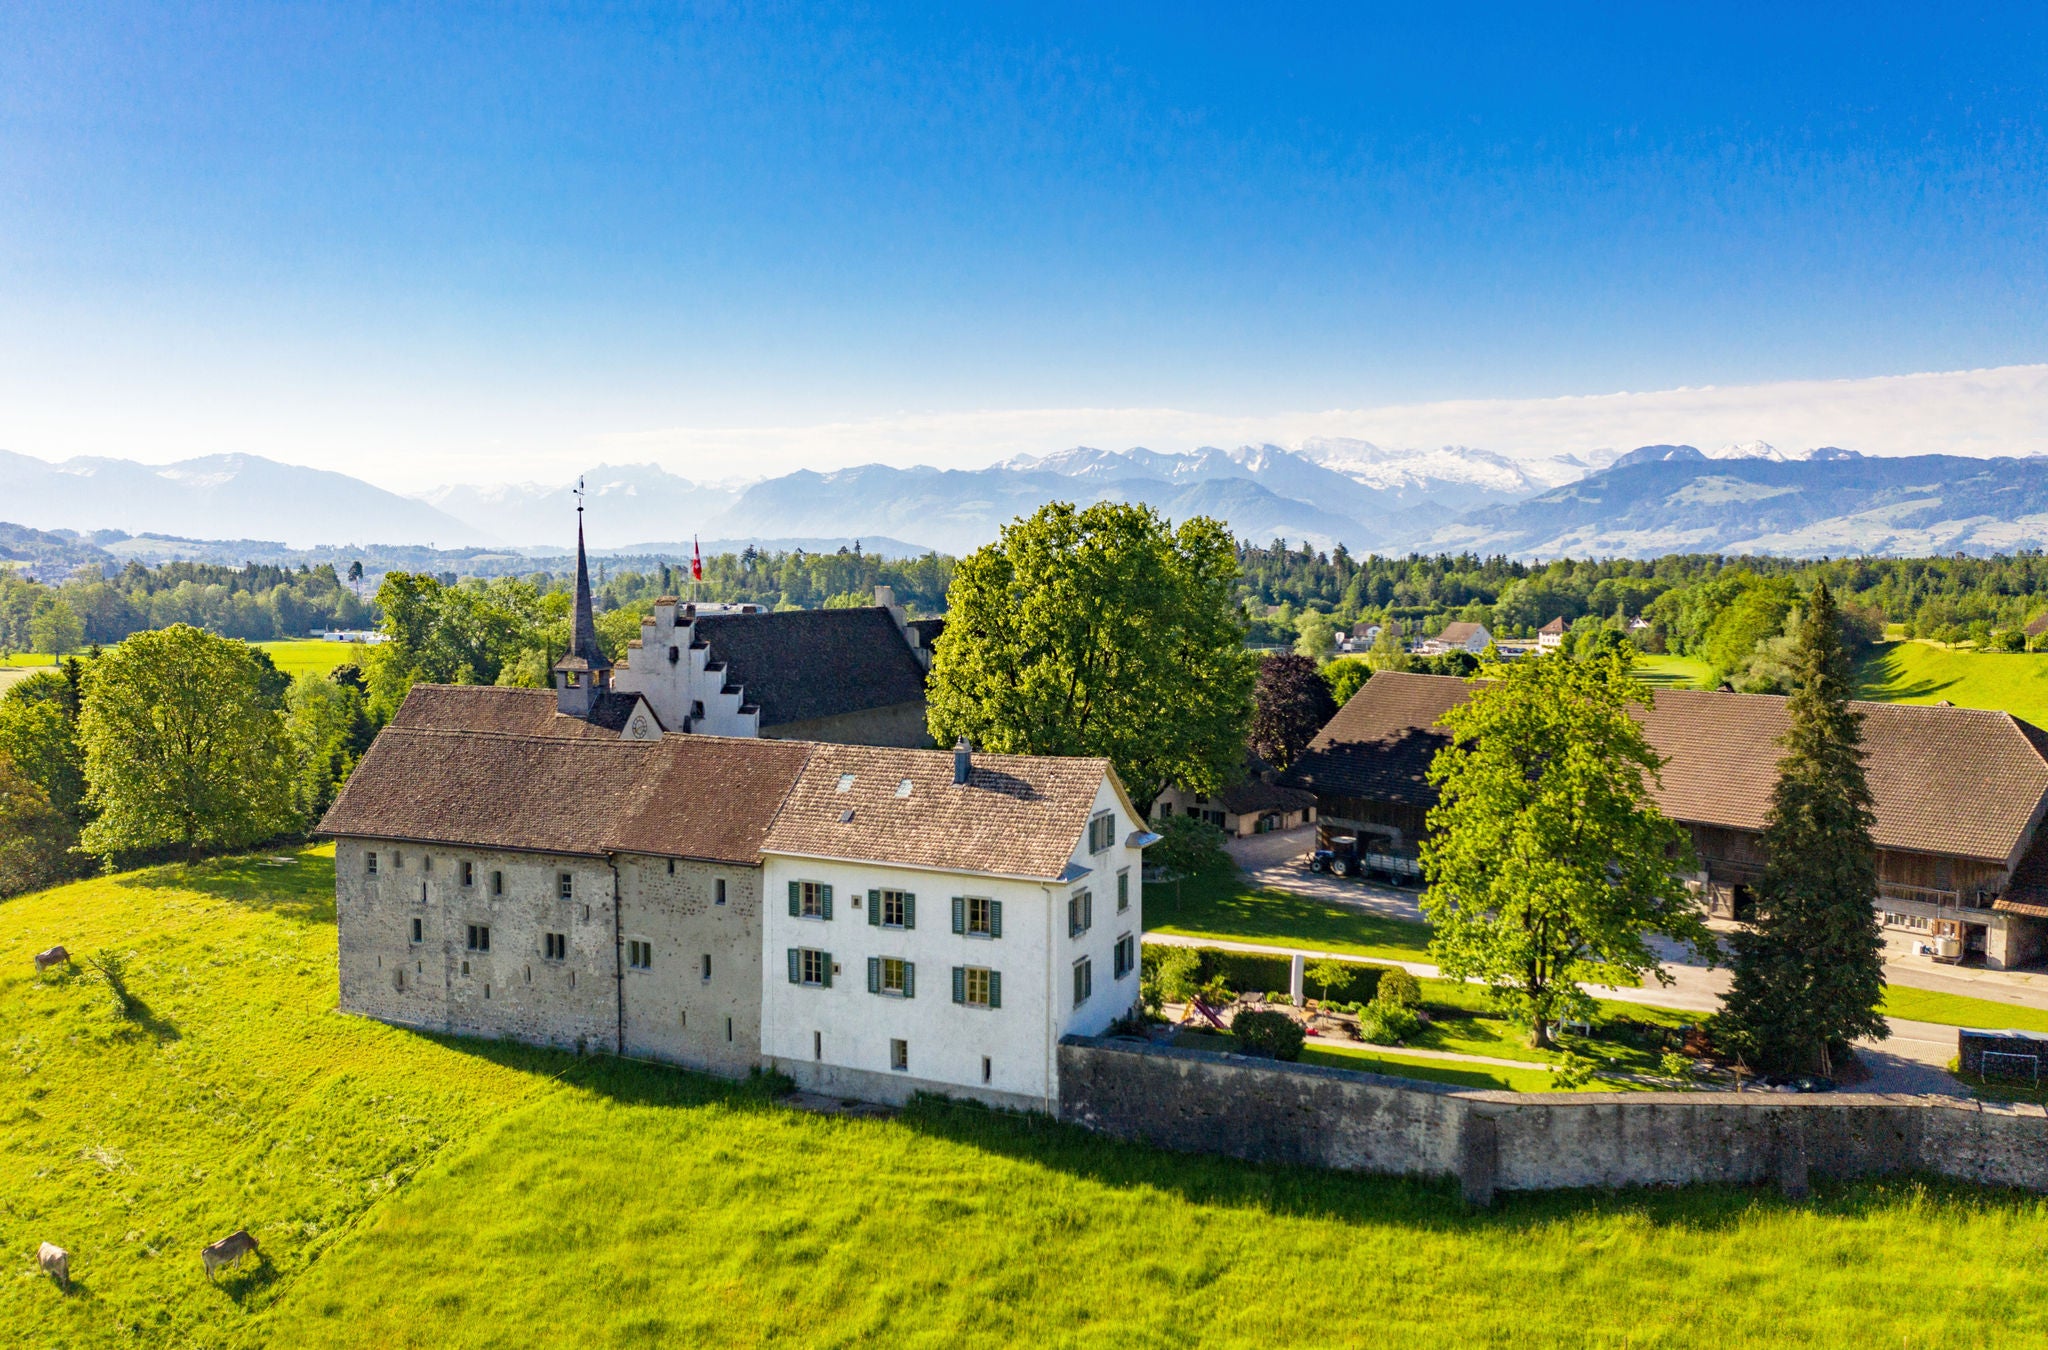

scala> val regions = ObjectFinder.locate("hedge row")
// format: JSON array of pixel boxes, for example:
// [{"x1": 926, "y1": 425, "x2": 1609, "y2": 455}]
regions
[{"x1": 1141, "y1": 944, "x2": 1395, "y2": 1003}]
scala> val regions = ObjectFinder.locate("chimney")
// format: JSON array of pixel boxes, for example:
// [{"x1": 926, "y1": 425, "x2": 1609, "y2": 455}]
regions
[
  {"x1": 953, "y1": 737, "x2": 972, "y2": 785},
  {"x1": 873, "y1": 585, "x2": 895, "y2": 609}
]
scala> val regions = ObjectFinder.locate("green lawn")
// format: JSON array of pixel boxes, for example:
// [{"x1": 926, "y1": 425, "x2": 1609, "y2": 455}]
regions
[
  {"x1": 1143, "y1": 871, "x2": 1435, "y2": 963},
  {"x1": 2, "y1": 639, "x2": 358, "y2": 680},
  {"x1": 1881, "y1": 984, "x2": 2048, "y2": 1033},
  {"x1": 12, "y1": 851, "x2": 2048, "y2": 1347},
  {"x1": 254, "y1": 638, "x2": 363, "y2": 678},
  {"x1": 1857, "y1": 639, "x2": 2048, "y2": 727},
  {"x1": 1400, "y1": 979, "x2": 1694, "y2": 1078},
  {"x1": 1634, "y1": 653, "x2": 1715, "y2": 690},
  {"x1": 1178, "y1": 1028, "x2": 1570, "y2": 1093}
]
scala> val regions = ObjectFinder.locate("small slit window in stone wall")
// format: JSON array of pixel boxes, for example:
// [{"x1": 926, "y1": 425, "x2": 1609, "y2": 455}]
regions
[
  {"x1": 668, "y1": 859, "x2": 675, "y2": 875},
  {"x1": 490, "y1": 871, "x2": 503, "y2": 896},
  {"x1": 725, "y1": 1016, "x2": 733, "y2": 1043},
  {"x1": 715, "y1": 878, "x2": 727, "y2": 905}
]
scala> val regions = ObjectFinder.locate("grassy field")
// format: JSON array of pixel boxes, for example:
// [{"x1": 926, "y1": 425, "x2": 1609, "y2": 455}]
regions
[
  {"x1": 12, "y1": 851, "x2": 2048, "y2": 1347},
  {"x1": 254, "y1": 639, "x2": 363, "y2": 678},
  {"x1": 1634, "y1": 653, "x2": 1715, "y2": 690},
  {"x1": 1882, "y1": 984, "x2": 2048, "y2": 1033},
  {"x1": 1143, "y1": 872, "x2": 1435, "y2": 963},
  {"x1": 1857, "y1": 639, "x2": 2048, "y2": 727}
]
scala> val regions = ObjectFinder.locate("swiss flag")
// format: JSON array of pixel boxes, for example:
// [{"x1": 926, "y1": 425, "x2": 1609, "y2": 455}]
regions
[{"x1": 691, "y1": 536, "x2": 703, "y2": 581}]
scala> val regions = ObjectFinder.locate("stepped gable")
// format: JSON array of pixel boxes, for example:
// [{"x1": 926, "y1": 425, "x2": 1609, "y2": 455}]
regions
[
  {"x1": 1284, "y1": 670, "x2": 2048, "y2": 864},
  {"x1": 319, "y1": 720, "x2": 812, "y2": 866},
  {"x1": 691, "y1": 607, "x2": 928, "y2": 728},
  {"x1": 763, "y1": 742, "x2": 1113, "y2": 881}
]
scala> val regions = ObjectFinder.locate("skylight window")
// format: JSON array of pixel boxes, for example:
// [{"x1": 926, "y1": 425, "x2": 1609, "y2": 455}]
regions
[
  {"x1": 836, "y1": 773, "x2": 856, "y2": 793},
  {"x1": 895, "y1": 778, "x2": 914, "y2": 798}
]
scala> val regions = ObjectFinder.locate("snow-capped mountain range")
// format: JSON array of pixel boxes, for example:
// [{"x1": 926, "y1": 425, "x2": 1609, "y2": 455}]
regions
[{"x1": 8, "y1": 439, "x2": 2048, "y2": 559}]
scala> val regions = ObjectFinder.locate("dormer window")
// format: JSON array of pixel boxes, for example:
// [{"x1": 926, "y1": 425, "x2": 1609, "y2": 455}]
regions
[
  {"x1": 836, "y1": 773, "x2": 856, "y2": 793},
  {"x1": 895, "y1": 778, "x2": 914, "y2": 798}
]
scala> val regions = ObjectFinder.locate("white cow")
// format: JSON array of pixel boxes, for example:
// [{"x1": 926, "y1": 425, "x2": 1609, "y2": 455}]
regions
[{"x1": 37, "y1": 1242, "x2": 68, "y2": 1288}]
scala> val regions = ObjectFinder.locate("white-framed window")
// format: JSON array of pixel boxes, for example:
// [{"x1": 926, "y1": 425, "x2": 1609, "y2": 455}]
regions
[
  {"x1": 558, "y1": 872, "x2": 574, "y2": 901},
  {"x1": 867, "y1": 956, "x2": 915, "y2": 997},
  {"x1": 1068, "y1": 890, "x2": 1093, "y2": 939},
  {"x1": 543, "y1": 932, "x2": 566, "y2": 961},
  {"x1": 1113, "y1": 932, "x2": 1136, "y2": 979},
  {"x1": 466, "y1": 924, "x2": 490, "y2": 953},
  {"x1": 890, "y1": 1038, "x2": 909, "y2": 1072},
  {"x1": 1088, "y1": 812, "x2": 1116, "y2": 854},
  {"x1": 365, "y1": 851, "x2": 378, "y2": 875},
  {"x1": 953, "y1": 896, "x2": 1001, "y2": 937},
  {"x1": 1117, "y1": 869, "x2": 1130, "y2": 912},
  {"x1": 1072, "y1": 957, "x2": 1093, "y2": 1007},
  {"x1": 628, "y1": 939, "x2": 652, "y2": 970},
  {"x1": 789, "y1": 881, "x2": 833, "y2": 920},
  {"x1": 952, "y1": 965, "x2": 1000, "y2": 1009},
  {"x1": 788, "y1": 947, "x2": 833, "y2": 987}
]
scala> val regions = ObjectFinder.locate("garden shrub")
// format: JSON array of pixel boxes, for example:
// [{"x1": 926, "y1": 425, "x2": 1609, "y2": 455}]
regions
[
  {"x1": 1230, "y1": 1010, "x2": 1305, "y2": 1062},
  {"x1": 1374, "y1": 968, "x2": 1422, "y2": 1009},
  {"x1": 1357, "y1": 1002, "x2": 1420, "y2": 1045},
  {"x1": 1149, "y1": 814, "x2": 1232, "y2": 879}
]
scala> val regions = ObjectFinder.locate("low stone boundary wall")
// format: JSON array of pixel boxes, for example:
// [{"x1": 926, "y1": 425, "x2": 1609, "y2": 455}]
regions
[{"x1": 1057, "y1": 1035, "x2": 2048, "y2": 1203}]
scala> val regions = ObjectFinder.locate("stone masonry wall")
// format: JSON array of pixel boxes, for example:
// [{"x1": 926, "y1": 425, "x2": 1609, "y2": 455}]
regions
[
  {"x1": 616, "y1": 853, "x2": 764, "y2": 1077},
  {"x1": 1058, "y1": 1036, "x2": 2048, "y2": 1203}
]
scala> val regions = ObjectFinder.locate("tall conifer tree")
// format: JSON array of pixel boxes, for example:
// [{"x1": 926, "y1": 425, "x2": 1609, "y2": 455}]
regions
[{"x1": 1720, "y1": 582, "x2": 1887, "y2": 1076}]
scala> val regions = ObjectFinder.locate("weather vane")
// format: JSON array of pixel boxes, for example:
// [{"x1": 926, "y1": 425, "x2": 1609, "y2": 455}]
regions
[{"x1": 574, "y1": 475, "x2": 585, "y2": 514}]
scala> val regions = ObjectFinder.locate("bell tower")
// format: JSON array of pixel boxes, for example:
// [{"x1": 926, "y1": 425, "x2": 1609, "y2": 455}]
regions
[{"x1": 553, "y1": 480, "x2": 613, "y2": 717}]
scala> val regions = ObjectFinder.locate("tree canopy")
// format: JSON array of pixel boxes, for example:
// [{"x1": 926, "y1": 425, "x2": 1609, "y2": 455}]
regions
[
  {"x1": 1718, "y1": 583, "x2": 1888, "y2": 1075},
  {"x1": 1249, "y1": 653, "x2": 1336, "y2": 771},
  {"x1": 78, "y1": 625, "x2": 299, "y2": 862},
  {"x1": 1420, "y1": 651, "x2": 1710, "y2": 1046},
  {"x1": 925, "y1": 501, "x2": 1255, "y2": 808}
]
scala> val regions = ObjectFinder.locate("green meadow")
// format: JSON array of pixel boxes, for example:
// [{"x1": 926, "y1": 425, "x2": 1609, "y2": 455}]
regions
[
  {"x1": 1857, "y1": 639, "x2": 2048, "y2": 728},
  {"x1": 9, "y1": 849, "x2": 2048, "y2": 1348},
  {"x1": 1142, "y1": 871, "x2": 1435, "y2": 962}
]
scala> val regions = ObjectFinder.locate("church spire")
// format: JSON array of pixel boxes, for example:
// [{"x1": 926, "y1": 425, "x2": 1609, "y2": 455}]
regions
[
  {"x1": 568, "y1": 486, "x2": 608, "y2": 671},
  {"x1": 553, "y1": 480, "x2": 611, "y2": 716}
]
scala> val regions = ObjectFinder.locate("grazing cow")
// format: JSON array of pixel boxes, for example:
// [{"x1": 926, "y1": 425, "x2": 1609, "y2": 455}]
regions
[
  {"x1": 200, "y1": 1230, "x2": 257, "y2": 1280},
  {"x1": 37, "y1": 1242, "x2": 69, "y2": 1288},
  {"x1": 33, "y1": 946, "x2": 68, "y2": 973}
]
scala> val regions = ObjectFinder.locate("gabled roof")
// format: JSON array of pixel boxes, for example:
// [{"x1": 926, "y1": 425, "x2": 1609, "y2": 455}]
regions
[
  {"x1": 1283, "y1": 670, "x2": 2048, "y2": 864},
  {"x1": 1435, "y1": 621, "x2": 1488, "y2": 644},
  {"x1": 761, "y1": 742, "x2": 1113, "y2": 881},
  {"x1": 1539, "y1": 617, "x2": 1568, "y2": 635},
  {"x1": 1215, "y1": 776, "x2": 1318, "y2": 817},
  {"x1": 318, "y1": 727, "x2": 810, "y2": 865},
  {"x1": 389, "y1": 684, "x2": 621, "y2": 739},
  {"x1": 2027, "y1": 613, "x2": 2048, "y2": 639},
  {"x1": 692, "y1": 607, "x2": 928, "y2": 728}
]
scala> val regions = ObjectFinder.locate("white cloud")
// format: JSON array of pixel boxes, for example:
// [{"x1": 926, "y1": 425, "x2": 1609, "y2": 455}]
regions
[{"x1": 590, "y1": 363, "x2": 2048, "y2": 484}]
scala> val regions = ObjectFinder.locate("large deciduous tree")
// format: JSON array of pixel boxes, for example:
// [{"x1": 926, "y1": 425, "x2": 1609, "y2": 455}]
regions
[
  {"x1": 78, "y1": 625, "x2": 298, "y2": 862},
  {"x1": 1249, "y1": 653, "x2": 1337, "y2": 771},
  {"x1": 1718, "y1": 583, "x2": 1887, "y2": 1076},
  {"x1": 364, "y1": 573, "x2": 564, "y2": 719},
  {"x1": 926, "y1": 501, "x2": 1254, "y2": 809},
  {"x1": 0, "y1": 751, "x2": 76, "y2": 897},
  {"x1": 1421, "y1": 652, "x2": 1709, "y2": 1047}
]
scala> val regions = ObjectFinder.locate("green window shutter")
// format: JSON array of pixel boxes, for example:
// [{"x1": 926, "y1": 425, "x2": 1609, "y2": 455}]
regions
[
  {"x1": 903, "y1": 962, "x2": 915, "y2": 999},
  {"x1": 952, "y1": 966, "x2": 965, "y2": 1004},
  {"x1": 867, "y1": 957, "x2": 880, "y2": 994},
  {"x1": 822, "y1": 885, "x2": 833, "y2": 920},
  {"x1": 903, "y1": 894, "x2": 915, "y2": 930},
  {"x1": 868, "y1": 889, "x2": 882, "y2": 927},
  {"x1": 1085, "y1": 892, "x2": 1093, "y2": 930},
  {"x1": 989, "y1": 970, "x2": 1002, "y2": 1009},
  {"x1": 788, "y1": 881, "x2": 800, "y2": 917},
  {"x1": 991, "y1": 900, "x2": 1002, "y2": 938},
  {"x1": 787, "y1": 948, "x2": 800, "y2": 983},
  {"x1": 951, "y1": 897, "x2": 965, "y2": 934},
  {"x1": 821, "y1": 952, "x2": 833, "y2": 988}
]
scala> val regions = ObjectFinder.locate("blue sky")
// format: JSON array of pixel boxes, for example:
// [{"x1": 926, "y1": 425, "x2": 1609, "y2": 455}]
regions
[{"x1": 3, "y1": 3, "x2": 2046, "y2": 485}]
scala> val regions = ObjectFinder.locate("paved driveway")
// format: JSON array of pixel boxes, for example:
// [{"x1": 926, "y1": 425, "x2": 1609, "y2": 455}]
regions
[{"x1": 1228, "y1": 825, "x2": 1427, "y2": 924}]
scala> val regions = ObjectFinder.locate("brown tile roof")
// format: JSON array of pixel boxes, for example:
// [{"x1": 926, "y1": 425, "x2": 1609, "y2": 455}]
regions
[
  {"x1": 1283, "y1": 670, "x2": 2048, "y2": 864},
  {"x1": 2028, "y1": 613, "x2": 2048, "y2": 639},
  {"x1": 318, "y1": 728, "x2": 811, "y2": 865},
  {"x1": 760, "y1": 743, "x2": 1113, "y2": 881},
  {"x1": 389, "y1": 684, "x2": 621, "y2": 739},
  {"x1": 1215, "y1": 776, "x2": 1319, "y2": 817},
  {"x1": 1436, "y1": 621, "x2": 1487, "y2": 645},
  {"x1": 1540, "y1": 617, "x2": 1568, "y2": 635}
]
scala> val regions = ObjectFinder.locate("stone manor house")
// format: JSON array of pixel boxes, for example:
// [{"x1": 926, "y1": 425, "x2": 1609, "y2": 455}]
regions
[{"x1": 320, "y1": 518, "x2": 1151, "y2": 1109}]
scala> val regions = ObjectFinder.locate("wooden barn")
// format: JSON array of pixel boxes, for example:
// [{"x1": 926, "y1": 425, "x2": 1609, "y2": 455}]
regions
[{"x1": 1281, "y1": 670, "x2": 2048, "y2": 970}]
